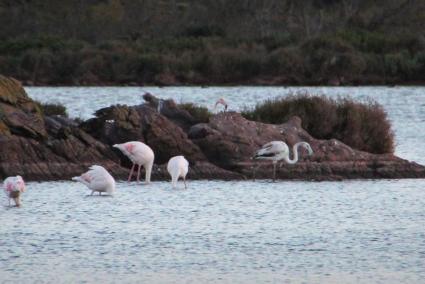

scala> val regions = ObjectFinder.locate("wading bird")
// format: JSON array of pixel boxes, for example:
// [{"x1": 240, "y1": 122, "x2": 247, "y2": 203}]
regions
[
  {"x1": 113, "y1": 141, "x2": 155, "y2": 183},
  {"x1": 214, "y1": 98, "x2": 228, "y2": 112},
  {"x1": 72, "y1": 165, "x2": 115, "y2": 196},
  {"x1": 253, "y1": 141, "x2": 313, "y2": 181},
  {"x1": 167, "y1": 155, "x2": 189, "y2": 189},
  {"x1": 3, "y1": 175, "x2": 26, "y2": 207}
]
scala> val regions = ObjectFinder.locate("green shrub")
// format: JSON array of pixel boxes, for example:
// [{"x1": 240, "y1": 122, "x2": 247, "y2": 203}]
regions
[
  {"x1": 179, "y1": 103, "x2": 212, "y2": 123},
  {"x1": 242, "y1": 94, "x2": 394, "y2": 154},
  {"x1": 35, "y1": 101, "x2": 68, "y2": 117}
]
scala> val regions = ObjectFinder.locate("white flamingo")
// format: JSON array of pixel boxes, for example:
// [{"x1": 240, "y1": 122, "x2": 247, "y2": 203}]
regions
[
  {"x1": 253, "y1": 141, "x2": 313, "y2": 181},
  {"x1": 72, "y1": 165, "x2": 115, "y2": 196},
  {"x1": 113, "y1": 141, "x2": 155, "y2": 183},
  {"x1": 3, "y1": 175, "x2": 26, "y2": 207},
  {"x1": 214, "y1": 98, "x2": 228, "y2": 112},
  {"x1": 167, "y1": 155, "x2": 189, "y2": 189}
]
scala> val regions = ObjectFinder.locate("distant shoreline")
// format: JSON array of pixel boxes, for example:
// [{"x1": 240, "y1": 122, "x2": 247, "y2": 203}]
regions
[{"x1": 21, "y1": 82, "x2": 425, "y2": 88}]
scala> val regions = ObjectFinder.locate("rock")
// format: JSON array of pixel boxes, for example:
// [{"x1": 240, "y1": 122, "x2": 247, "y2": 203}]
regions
[
  {"x1": 81, "y1": 103, "x2": 207, "y2": 165},
  {"x1": 143, "y1": 92, "x2": 198, "y2": 131},
  {"x1": 189, "y1": 111, "x2": 425, "y2": 179},
  {"x1": 0, "y1": 75, "x2": 47, "y2": 139},
  {"x1": 0, "y1": 75, "x2": 128, "y2": 180},
  {"x1": 1, "y1": 78, "x2": 425, "y2": 181}
]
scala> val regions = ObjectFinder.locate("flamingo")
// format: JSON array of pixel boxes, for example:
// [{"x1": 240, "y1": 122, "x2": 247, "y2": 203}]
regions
[
  {"x1": 253, "y1": 141, "x2": 313, "y2": 181},
  {"x1": 214, "y1": 98, "x2": 228, "y2": 112},
  {"x1": 113, "y1": 141, "x2": 155, "y2": 183},
  {"x1": 167, "y1": 155, "x2": 189, "y2": 189},
  {"x1": 3, "y1": 175, "x2": 26, "y2": 207},
  {"x1": 72, "y1": 165, "x2": 115, "y2": 196}
]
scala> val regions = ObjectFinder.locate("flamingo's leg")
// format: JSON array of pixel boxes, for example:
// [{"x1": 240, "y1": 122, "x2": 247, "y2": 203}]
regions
[
  {"x1": 99, "y1": 191, "x2": 102, "y2": 196},
  {"x1": 252, "y1": 163, "x2": 263, "y2": 181},
  {"x1": 128, "y1": 163, "x2": 136, "y2": 182},
  {"x1": 91, "y1": 190, "x2": 94, "y2": 196},
  {"x1": 136, "y1": 164, "x2": 142, "y2": 183},
  {"x1": 183, "y1": 177, "x2": 187, "y2": 189},
  {"x1": 273, "y1": 162, "x2": 277, "y2": 182}
]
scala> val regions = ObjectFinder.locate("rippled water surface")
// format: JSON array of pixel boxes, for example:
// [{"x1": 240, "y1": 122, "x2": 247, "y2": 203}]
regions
[
  {"x1": 2, "y1": 180, "x2": 425, "y2": 283},
  {"x1": 1, "y1": 86, "x2": 424, "y2": 283}
]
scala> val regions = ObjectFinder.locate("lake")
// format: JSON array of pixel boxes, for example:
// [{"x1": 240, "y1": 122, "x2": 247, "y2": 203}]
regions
[{"x1": 1, "y1": 86, "x2": 424, "y2": 283}]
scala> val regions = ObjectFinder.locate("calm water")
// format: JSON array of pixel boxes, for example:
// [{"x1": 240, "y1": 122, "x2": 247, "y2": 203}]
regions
[{"x1": 1, "y1": 86, "x2": 424, "y2": 283}]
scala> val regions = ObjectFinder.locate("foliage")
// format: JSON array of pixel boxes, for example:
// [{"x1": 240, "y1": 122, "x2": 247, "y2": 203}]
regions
[
  {"x1": 35, "y1": 101, "x2": 68, "y2": 117},
  {"x1": 179, "y1": 103, "x2": 212, "y2": 123},
  {"x1": 0, "y1": 1, "x2": 423, "y2": 85},
  {"x1": 241, "y1": 94, "x2": 394, "y2": 154}
]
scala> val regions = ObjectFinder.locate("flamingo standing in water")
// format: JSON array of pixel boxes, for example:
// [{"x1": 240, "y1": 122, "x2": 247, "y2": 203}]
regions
[
  {"x1": 113, "y1": 141, "x2": 155, "y2": 183},
  {"x1": 214, "y1": 98, "x2": 228, "y2": 112},
  {"x1": 167, "y1": 155, "x2": 189, "y2": 189},
  {"x1": 72, "y1": 165, "x2": 115, "y2": 196},
  {"x1": 253, "y1": 141, "x2": 313, "y2": 181},
  {"x1": 3, "y1": 175, "x2": 26, "y2": 207}
]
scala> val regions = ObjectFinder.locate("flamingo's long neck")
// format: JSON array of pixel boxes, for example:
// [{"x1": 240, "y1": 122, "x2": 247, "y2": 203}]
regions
[{"x1": 283, "y1": 143, "x2": 302, "y2": 164}]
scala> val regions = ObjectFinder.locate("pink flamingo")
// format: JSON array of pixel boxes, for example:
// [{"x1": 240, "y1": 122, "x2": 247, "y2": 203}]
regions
[
  {"x1": 3, "y1": 175, "x2": 26, "y2": 207},
  {"x1": 113, "y1": 141, "x2": 155, "y2": 183},
  {"x1": 214, "y1": 98, "x2": 228, "y2": 112},
  {"x1": 167, "y1": 155, "x2": 189, "y2": 189},
  {"x1": 72, "y1": 165, "x2": 115, "y2": 196}
]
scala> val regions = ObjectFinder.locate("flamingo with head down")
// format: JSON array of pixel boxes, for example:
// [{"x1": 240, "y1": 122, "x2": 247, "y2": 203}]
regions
[
  {"x1": 72, "y1": 165, "x2": 115, "y2": 196},
  {"x1": 167, "y1": 155, "x2": 189, "y2": 189},
  {"x1": 3, "y1": 175, "x2": 26, "y2": 207},
  {"x1": 113, "y1": 141, "x2": 155, "y2": 183}
]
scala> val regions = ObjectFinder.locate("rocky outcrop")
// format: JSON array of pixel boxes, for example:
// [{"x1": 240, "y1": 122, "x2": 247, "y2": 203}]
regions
[
  {"x1": 0, "y1": 75, "x2": 130, "y2": 180},
  {"x1": 0, "y1": 76, "x2": 238, "y2": 180},
  {"x1": 81, "y1": 103, "x2": 207, "y2": 165},
  {"x1": 189, "y1": 112, "x2": 425, "y2": 180},
  {"x1": 1, "y1": 75, "x2": 425, "y2": 181}
]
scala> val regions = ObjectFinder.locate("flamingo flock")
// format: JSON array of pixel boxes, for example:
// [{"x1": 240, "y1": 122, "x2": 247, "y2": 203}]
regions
[{"x1": 2, "y1": 98, "x2": 314, "y2": 206}]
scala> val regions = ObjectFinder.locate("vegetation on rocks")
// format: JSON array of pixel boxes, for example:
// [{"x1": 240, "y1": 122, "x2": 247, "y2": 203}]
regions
[
  {"x1": 242, "y1": 94, "x2": 394, "y2": 154},
  {"x1": 178, "y1": 103, "x2": 212, "y2": 123},
  {"x1": 35, "y1": 102, "x2": 68, "y2": 117}
]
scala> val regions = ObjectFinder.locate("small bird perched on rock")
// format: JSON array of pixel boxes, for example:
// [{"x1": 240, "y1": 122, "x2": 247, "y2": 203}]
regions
[
  {"x1": 167, "y1": 155, "x2": 189, "y2": 189},
  {"x1": 72, "y1": 165, "x2": 116, "y2": 196},
  {"x1": 3, "y1": 175, "x2": 26, "y2": 207}
]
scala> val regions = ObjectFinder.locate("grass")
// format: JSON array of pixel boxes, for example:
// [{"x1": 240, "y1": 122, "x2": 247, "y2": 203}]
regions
[
  {"x1": 178, "y1": 102, "x2": 212, "y2": 123},
  {"x1": 35, "y1": 101, "x2": 68, "y2": 117},
  {"x1": 241, "y1": 93, "x2": 394, "y2": 154}
]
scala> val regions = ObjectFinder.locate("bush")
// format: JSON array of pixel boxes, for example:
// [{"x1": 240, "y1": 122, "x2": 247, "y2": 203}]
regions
[
  {"x1": 35, "y1": 101, "x2": 68, "y2": 117},
  {"x1": 241, "y1": 94, "x2": 394, "y2": 154},
  {"x1": 179, "y1": 103, "x2": 212, "y2": 123}
]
